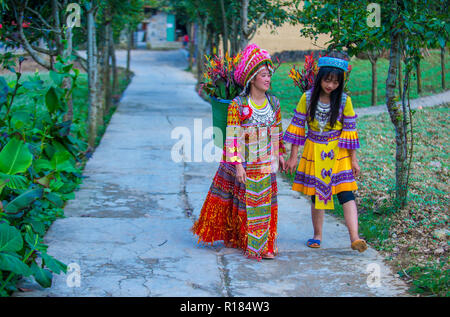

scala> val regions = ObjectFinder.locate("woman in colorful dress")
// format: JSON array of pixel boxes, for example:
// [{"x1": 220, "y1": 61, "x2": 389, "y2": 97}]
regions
[
  {"x1": 191, "y1": 44, "x2": 286, "y2": 260},
  {"x1": 283, "y1": 52, "x2": 368, "y2": 252}
]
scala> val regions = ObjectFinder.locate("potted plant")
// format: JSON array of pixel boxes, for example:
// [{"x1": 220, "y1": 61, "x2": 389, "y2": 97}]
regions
[{"x1": 198, "y1": 52, "x2": 241, "y2": 148}]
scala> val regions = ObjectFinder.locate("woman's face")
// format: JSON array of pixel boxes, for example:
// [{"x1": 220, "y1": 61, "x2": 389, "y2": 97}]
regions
[
  {"x1": 320, "y1": 73, "x2": 340, "y2": 95},
  {"x1": 251, "y1": 66, "x2": 271, "y2": 92}
]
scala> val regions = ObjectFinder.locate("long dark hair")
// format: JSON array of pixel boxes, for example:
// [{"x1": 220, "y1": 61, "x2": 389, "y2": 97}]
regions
[{"x1": 308, "y1": 66, "x2": 345, "y2": 128}]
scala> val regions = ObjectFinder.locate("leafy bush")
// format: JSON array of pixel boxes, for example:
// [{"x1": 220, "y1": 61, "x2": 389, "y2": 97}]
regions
[{"x1": 0, "y1": 53, "x2": 88, "y2": 296}]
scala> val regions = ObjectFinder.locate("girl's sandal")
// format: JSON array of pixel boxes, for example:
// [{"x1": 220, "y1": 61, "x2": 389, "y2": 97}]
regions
[
  {"x1": 351, "y1": 239, "x2": 368, "y2": 253},
  {"x1": 306, "y1": 239, "x2": 321, "y2": 248}
]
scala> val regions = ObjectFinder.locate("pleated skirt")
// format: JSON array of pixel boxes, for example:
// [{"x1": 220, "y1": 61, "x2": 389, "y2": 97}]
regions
[{"x1": 292, "y1": 138, "x2": 358, "y2": 196}]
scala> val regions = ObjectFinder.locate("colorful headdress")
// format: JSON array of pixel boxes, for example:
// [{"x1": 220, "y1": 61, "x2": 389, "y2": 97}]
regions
[
  {"x1": 234, "y1": 43, "x2": 274, "y2": 95},
  {"x1": 318, "y1": 56, "x2": 348, "y2": 72}
]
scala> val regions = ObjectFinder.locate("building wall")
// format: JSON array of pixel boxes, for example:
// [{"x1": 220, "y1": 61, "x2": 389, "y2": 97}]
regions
[
  {"x1": 147, "y1": 12, "x2": 167, "y2": 43},
  {"x1": 251, "y1": 23, "x2": 331, "y2": 55},
  {"x1": 249, "y1": 1, "x2": 331, "y2": 55}
]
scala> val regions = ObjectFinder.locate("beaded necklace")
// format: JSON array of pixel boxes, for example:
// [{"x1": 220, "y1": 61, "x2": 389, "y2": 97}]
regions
[{"x1": 316, "y1": 100, "x2": 331, "y2": 132}]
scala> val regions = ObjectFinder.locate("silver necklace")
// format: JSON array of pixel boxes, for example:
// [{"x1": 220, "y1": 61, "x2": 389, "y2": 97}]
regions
[
  {"x1": 316, "y1": 100, "x2": 331, "y2": 132},
  {"x1": 247, "y1": 96, "x2": 274, "y2": 125}
]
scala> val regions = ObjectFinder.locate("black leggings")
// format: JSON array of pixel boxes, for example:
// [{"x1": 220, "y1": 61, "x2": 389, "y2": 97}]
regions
[{"x1": 310, "y1": 191, "x2": 355, "y2": 206}]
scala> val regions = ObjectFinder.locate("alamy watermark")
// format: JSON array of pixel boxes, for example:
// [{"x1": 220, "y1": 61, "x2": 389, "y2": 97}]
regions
[
  {"x1": 66, "y1": 262, "x2": 81, "y2": 288},
  {"x1": 366, "y1": 263, "x2": 382, "y2": 288},
  {"x1": 170, "y1": 119, "x2": 282, "y2": 174},
  {"x1": 367, "y1": 3, "x2": 381, "y2": 28},
  {"x1": 66, "y1": 3, "x2": 81, "y2": 28}
]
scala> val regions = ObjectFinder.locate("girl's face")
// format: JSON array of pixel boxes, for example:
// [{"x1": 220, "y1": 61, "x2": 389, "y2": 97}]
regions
[
  {"x1": 320, "y1": 73, "x2": 340, "y2": 95},
  {"x1": 251, "y1": 66, "x2": 271, "y2": 92}
]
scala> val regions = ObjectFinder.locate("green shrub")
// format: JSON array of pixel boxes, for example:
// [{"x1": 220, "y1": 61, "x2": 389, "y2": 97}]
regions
[{"x1": 0, "y1": 53, "x2": 88, "y2": 296}]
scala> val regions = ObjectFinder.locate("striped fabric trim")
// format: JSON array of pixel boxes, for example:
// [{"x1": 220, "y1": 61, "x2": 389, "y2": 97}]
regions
[
  {"x1": 293, "y1": 169, "x2": 356, "y2": 189},
  {"x1": 338, "y1": 137, "x2": 360, "y2": 149},
  {"x1": 307, "y1": 129, "x2": 341, "y2": 144},
  {"x1": 342, "y1": 114, "x2": 358, "y2": 131},
  {"x1": 283, "y1": 130, "x2": 306, "y2": 146},
  {"x1": 290, "y1": 109, "x2": 307, "y2": 128}
]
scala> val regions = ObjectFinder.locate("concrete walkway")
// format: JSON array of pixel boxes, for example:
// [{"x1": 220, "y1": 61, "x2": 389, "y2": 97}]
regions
[
  {"x1": 356, "y1": 90, "x2": 450, "y2": 117},
  {"x1": 13, "y1": 49, "x2": 409, "y2": 297}
]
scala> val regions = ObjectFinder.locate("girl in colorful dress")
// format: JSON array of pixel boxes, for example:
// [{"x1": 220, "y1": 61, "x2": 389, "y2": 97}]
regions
[
  {"x1": 192, "y1": 44, "x2": 286, "y2": 260},
  {"x1": 283, "y1": 52, "x2": 368, "y2": 252}
]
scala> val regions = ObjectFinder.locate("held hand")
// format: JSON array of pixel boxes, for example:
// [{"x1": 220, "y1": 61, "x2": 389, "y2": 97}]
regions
[
  {"x1": 285, "y1": 156, "x2": 298, "y2": 174},
  {"x1": 352, "y1": 159, "x2": 360, "y2": 178},
  {"x1": 278, "y1": 155, "x2": 286, "y2": 173},
  {"x1": 236, "y1": 164, "x2": 247, "y2": 184}
]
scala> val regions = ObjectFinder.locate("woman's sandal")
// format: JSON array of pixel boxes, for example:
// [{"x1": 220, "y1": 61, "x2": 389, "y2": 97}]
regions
[
  {"x1": 351, "y1": 239, "x2": 368, "y2": 253},
  {"x1": 261, "y1": 252, "x2": 275, "y2": 259},
  {"x1": 306, "y1": 238, "x2": 321, "y2": 248}
]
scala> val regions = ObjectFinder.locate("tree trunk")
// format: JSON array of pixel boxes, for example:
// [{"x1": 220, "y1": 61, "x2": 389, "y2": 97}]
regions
[
  {"x1": 97, "y1": 31, "x2": 106, "y2": 129},
  {"x1": 397, "y1": 53, "x2": 402, "y2": 100},
  {"x1": 126, "y1": 25, "x2": 133, "y2": 80},
  {"x1": 86, "y1": 3, "x2": 98, "y2": 148},
  {"x1": 230, "y1": 18, "x2": 239, "y2": 56},
  {"x1": 52, "y1": 0, "x2": 63, "y2": 56},
  {"x1": 62, "y1": 77, "x2": 73, "y2": 122},
  {"x1": 368, "y1": 53, "x2": 378, "y2": 106},
  {"x1": 441, "y1": 45, "x2": 446, "y2": 90},
  {"x1": 220, "y1": 0, "x2": 229, "y2": 55},
  {"x1": 110, "y1": 28, "x2": 118, "y2": 100},
  {"x1": 214, "y1": 31, "x2": 220, "y2": 56},
  {"x1": 386, "y1": 27, "x2": 408, "y2": 209},
  {"x1": 63, "y1": 27, "x2": 74, "y2": 122},
  {"x1": 240, "y1": 0, "x2": 250, "y2": 50},
  {"x1": 104, "y1": 6, "x2": 112, "y2": 115},
  {"x1": 371, "y1": 60, "x2": 377, "y2": 106},
  {"x1": 196, "y1": 15, "x2": 208, "y2": 83},
  {"x1": 416, "y1": 60, "x2": 422, "y2": 94},
  {"x1": 239, "y1": 0, "x2": 265, "y2": 51},
  {"x1": 188, "y1": 23, "x2": 195, "y2": 70}
]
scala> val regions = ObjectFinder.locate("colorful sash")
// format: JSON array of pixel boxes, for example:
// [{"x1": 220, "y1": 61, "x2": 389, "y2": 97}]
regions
[
  {"x1": 313, "y1": 139, "x2": 339, "y2": 209},
  {"x1": 245, "y1": 173, "x2": 272, "y2": 257},
  {"x1": 236, "y1": 94, "x2": 280, "y2": 256}
]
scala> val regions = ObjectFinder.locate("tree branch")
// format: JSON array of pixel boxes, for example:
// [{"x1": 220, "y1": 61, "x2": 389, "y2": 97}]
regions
[
  {"x1": 17, "y1": 1, "x2": 52, "y2": 69},
  {"x1": 52, "y1": 0, "x2": 63, "y2": 55},
  {"x1": 30, "y1": 44, "x2": 59, "y2": 56},
  {"x1": 241, "y1": 0, "x2": 250, "y2": 37},
  {"x1": 72, "y1": 50, "x2": 88, "y2": 72},
  {"x1": 248, "y1": 12, "x2": 266, "y2": 39},
  {"x1": 25, "y1": 6, "x2": 60, "y2": 33}
]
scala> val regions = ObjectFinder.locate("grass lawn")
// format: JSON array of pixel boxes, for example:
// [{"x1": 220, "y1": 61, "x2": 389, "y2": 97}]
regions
[
  {"x1": 282, "y1": 104, "x2": 449, "y2": 296},
  {"x1": 272, "y1": 49, "x2": 450, "y2": 115},
  {"x1": 341, "y1": 104, "x2": 449, "y2": 297}
]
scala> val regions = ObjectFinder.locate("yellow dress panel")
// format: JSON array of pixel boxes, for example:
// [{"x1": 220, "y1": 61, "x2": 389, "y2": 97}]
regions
[{"x1": 284, "y1": 91, "x2": 360, "y2": 209}]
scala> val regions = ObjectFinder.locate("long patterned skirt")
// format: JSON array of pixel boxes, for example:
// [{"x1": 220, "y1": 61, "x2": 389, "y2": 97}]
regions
[{"x1": 191, "y1": 162, "x2": 278, "y2": 259}]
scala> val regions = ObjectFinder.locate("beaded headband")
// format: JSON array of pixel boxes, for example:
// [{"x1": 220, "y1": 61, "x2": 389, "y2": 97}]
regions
[{"x1": 318, "y1": 56, "x2": 348, "y2": 72}]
